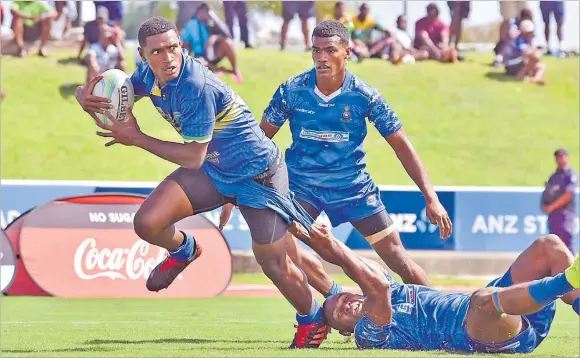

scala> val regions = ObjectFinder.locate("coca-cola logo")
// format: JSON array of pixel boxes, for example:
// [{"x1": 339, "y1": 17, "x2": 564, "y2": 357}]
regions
[
  {"x1": 73, "y1": 238, "x2": 167, "y2": 281},
  {"x1": 17, "y1": 196, "x2": 232, "y2": 298}
]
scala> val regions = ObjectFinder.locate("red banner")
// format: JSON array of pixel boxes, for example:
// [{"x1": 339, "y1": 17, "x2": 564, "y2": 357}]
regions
[{"x1": 8, "y1": 194, "x2": 232, "y2": 298}]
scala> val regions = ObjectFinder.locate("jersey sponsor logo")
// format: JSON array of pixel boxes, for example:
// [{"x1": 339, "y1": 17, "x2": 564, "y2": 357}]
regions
[
  {"x1": 296, "y1": 108, "x2": 316, "y2": 115},
  {"x1": 299, "y1": 128, "x2": 350, "y2": 143},
  {"x1": 341, "y1": 105, "x2": 352, "y2": 122},
  {"x1": 394, "y1": 303, "x2": 413, "y2": 314},
  {"x1": 408, "y1": 287, "x2": 416, "y2": 305},
  {"x1": 205, "y1": 151, "x2": 220, "y2": 164},
  {"x1": 318, "y1": 102, "x2": 335, "y2": 107}
]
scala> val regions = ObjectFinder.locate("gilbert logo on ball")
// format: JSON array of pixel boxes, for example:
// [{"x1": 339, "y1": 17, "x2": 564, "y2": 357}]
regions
[{"x1": 91, "y1": 69, "x2": 135, "y2": 125}]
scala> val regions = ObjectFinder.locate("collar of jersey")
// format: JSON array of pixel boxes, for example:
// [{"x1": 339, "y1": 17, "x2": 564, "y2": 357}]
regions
[{"x1": 308, "y1": 68, "x2": 353, "y2": 96}]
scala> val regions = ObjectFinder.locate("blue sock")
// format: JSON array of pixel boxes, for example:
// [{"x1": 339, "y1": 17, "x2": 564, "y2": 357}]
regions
[
  {"x1": 324, "y1": 281, "x2": 343, "y2": 299},
  {"x1": 296, "y1": 299, "x2": 322, "y2": 325},
  {"x1": 168, "y1": 231, "x2": 196, "y2": 262},
  {"x1": 573, "y1": 297, "x2": 580, "y2": 315},
  {"x1": 528, "y1": 273, "x2": 574, "y2": 306}
]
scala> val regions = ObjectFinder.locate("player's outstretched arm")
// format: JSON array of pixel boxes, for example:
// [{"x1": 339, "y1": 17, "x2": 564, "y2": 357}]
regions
[
  {"x1": 368, "y1": 92, "x2": 452, "y2": 238},
  {"x1": 98, "y1": 108, "x2": 210, "y2": 169},
  {"x1": 311, "y1": 223, "x2": 393, "y2": 325}
]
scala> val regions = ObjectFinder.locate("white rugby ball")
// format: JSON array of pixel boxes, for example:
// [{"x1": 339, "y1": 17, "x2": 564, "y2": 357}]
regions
[{"x1": 91, "y1": 69, "x2": 135, "y2": 124}]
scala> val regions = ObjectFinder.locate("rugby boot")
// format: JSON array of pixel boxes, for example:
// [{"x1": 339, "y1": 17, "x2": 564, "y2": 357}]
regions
[
  {"x1": 565, "y1": 255, "x2": 580, "y2": 289},
  {"x1": 146, "y1": 245, "x2": 202, "y2": 292},
  {"x1": 289, "y1": 321, "x2": 330, "y2": 348}
]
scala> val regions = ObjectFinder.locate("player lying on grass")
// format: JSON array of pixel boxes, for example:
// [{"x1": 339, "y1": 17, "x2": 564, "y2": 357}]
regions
[
  {"x1": 306, "y1": 223, "x2": 580, "y2": 353},
  {"x1": 75, "y1": 16, "x2": 328, "y2": 348}
]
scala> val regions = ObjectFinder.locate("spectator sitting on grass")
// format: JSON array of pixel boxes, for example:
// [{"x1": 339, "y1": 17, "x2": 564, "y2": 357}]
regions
[
  {"x1": 85, "y1": 24, "x2": 124, "y2": 82},
  {"x1": 181, "y1": 2, "x2": 243, "y2": 83},
  {"x1": 351, "y1": 3, "x2": 386, "y2": 60},
  {"x1": 503, "y1": 20, "x2": 546, "y2": 86},
  {"x1": 386, "y1": 15, "x2": 419, "y2": 64},
  {"x1": 10, "y1": 0, "x2": 56, "y2": 57},
  {"x1": 413, "y1": 3, "x2": 458, "y2": 63},
  {"x1": 324, "y1": 2, "x2": 354, "y2": 30},
  {"x1": 78, "y1": 7, "x2": 124, "y2": 66},
  {"x1": 492, "y1": 7, "x2": 533, "y2": 67}
]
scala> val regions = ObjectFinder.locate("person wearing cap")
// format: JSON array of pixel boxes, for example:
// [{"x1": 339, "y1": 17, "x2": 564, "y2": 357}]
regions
[
  {"x1": 413, "y1": 3, "x2": 457, "y2": 62},
  {"x1": 492, "y1": 7, "x2": 533, "y2": 67},
  {"x1": 542, "y1": 149, "x2": 578, "y2": 254},
  {"x1": 503, "y1": 19, "x2": 546, "y2": 85}
]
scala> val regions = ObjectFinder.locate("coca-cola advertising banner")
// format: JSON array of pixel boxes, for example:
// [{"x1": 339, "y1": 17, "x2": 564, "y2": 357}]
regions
[
  {"x1": 0, "y1": 229, "x2": 17, "y2": 293},
  {"x1": 10, "y1": 194, "x2": 232, "y2": 298}
]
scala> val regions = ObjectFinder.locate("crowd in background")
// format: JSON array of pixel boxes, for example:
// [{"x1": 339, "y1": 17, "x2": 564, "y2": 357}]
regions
[{"x1": 0, "y1": 0, "x2": 572, "y2": 88}]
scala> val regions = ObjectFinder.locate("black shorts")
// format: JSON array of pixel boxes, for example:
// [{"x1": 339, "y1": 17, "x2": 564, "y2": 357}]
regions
[
  {"x1": 282, "y1": 1, "x2": 316, "y2": 22},
  {"x1": 167, "y1": 158, "x2": 289, "y2": 245},
  {"x1": 448, "y1": 1, "x2": 470, "y2": 19}
]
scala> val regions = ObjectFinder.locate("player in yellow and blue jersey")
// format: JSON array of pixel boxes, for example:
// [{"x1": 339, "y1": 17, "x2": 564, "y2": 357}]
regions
[{"x1": 75, "y1": 16, "x2": 328, "y2": 348}]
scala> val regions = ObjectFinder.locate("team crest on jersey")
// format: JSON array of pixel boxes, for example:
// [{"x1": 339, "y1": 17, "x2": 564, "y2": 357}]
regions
[{"x1": 341, "y1": 105, "x2": 352, "y2": 122}]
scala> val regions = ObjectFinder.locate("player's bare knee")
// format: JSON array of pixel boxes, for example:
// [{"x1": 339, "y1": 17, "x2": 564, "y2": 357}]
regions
[
  {"x1": 470, "y1": 288, "x2": 498, "y2": 314},
  {"x1": 133, "y1": 209, "x2": 159, "y2": 240},
  {"x1": 255, "y1": 251, "x2": 288, "y2": 280},
  {"x1": 536, "y1": 234, "x2": 564, "y2": 253}
]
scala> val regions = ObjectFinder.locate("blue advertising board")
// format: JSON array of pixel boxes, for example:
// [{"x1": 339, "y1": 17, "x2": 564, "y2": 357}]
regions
[{"x1": 1, "y1": 180, "x2": 578, "y2": 253}]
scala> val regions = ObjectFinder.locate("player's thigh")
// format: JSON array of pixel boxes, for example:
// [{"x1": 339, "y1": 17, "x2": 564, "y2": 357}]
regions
[
  {"x1": 135, "y1": 168, "x2": 229, "y2": 232},
  {"x1": 508, "y1": 234, "x2": 574, "y2": 284},
  {"x1": 240, "y1": 156, "x2": 290, "y2": 246},
  {"x1": 351, "y1": 210, "x2": 402, "y2": 255},
  {"x1": 465, "y1": 288, "x2": 524, "y2": 344}
]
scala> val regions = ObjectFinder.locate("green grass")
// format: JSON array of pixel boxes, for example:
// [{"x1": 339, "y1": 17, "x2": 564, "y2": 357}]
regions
[
  {"x1": 1, "y1": 297, "x2": 578, "y2": 357},
  {"x1": 231, "y1": 273, "x2": 488, "y2": 288},
  {"x1": 1, "y1": 50, "x2": 578, "y2": 185}
]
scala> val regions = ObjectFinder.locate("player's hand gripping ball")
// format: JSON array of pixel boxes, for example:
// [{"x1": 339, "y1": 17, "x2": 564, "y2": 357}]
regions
[{"x1": 90, "y1": 69, "x2": 135, "y2": 125}]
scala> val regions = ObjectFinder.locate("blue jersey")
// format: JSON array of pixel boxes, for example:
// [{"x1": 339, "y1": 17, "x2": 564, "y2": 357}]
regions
[
  {"x1": 355, "y1": 270, "x2": 556, "y2": 354},
  {"x1": 263, "y1": 69, "x2": 402, "y2": 189},
  {"x1": 355, "y1": 283, "x2": 472, "y2": 352},
  {"x1": 130, "y1": 50, "x2": 278, "y2": 184}
]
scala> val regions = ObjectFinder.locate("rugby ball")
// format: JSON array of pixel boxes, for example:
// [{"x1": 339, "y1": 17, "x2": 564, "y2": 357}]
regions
[{"x1": 91, "y1": 69, "x2": 135, "y2": 124}]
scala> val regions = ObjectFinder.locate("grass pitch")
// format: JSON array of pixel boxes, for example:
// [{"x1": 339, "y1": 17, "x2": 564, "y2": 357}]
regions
[
  {"x1": 1, "y1": 50, "x2": 578, "y2": 185},
  {"x1": 1, "y1": 296, "x2": 578, "y2": 357}
]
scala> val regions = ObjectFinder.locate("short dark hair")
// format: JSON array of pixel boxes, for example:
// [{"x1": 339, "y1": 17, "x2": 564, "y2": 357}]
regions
[
  {"x1": 312, "y1": 20, "x2": 350, "y2": 46},
  {"x1": 334, "y1": 1, "x2": 344, "y2": 9},
  {"x1": 138, "y1": 16, "x2": 178, "y2": 48},
  {"x1": 196, "y1": 2, "x2": 210, "y2": 13}
]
